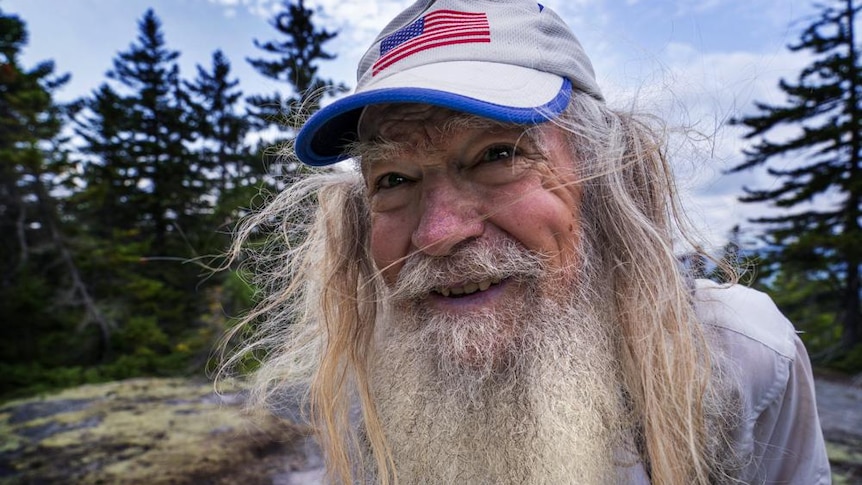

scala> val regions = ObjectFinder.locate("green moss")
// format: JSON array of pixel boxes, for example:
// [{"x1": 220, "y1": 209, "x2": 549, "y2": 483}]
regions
[
  {"x1": 827, "y1": 439, "x2": 862, "y2": 484},
  {"x1": 0, "y1": 377, "x2": 310, "y2": 484}
]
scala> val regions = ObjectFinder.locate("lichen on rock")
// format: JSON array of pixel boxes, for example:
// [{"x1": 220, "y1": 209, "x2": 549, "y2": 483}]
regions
[{"x1": 0, "y1": 377, "x2": 320, "y2": 484}]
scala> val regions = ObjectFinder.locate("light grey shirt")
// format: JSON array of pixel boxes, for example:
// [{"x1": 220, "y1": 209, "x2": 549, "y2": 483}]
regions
[
  {"x1": 695, "y1": 280, "x2": 831, "y2": 484},
  {"x1": 616, "y1": 281, "x2": 831, "y2": 484}
]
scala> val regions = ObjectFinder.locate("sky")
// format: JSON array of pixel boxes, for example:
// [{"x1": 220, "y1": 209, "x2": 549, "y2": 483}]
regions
[{"x1": 4, "y1": 0, "x2": 829, "y2": 250}]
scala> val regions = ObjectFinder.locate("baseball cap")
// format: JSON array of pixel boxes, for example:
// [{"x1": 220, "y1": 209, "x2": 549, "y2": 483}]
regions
[{"x1": 295, "y1": 0, "x2": 602, "y2": 166}]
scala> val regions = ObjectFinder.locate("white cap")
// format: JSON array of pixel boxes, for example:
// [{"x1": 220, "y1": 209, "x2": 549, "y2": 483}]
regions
[{"x1": 295, "y1": 0, "x2": 602, "y2": 166}]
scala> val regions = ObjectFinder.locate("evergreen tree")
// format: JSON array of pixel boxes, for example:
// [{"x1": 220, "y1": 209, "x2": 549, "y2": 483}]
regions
[
  {"x1": 186, "y1": 51, "x2": 247, "y2": 194},
  {"x1": 68, "y1": 81, "x2": 159, "y2": 365},
  {"x1": 69, "y1": 84, "x2": 137, "y2": 238},
  {"x1": 68, "y1": 9, "x2": 218, "y2": 375},
  {"x1": 0, "y1": 8, "x2": 68, "y2": 276},
  {"x1": 185, "y1": 50, "x2": 261, "y2": 238},
  {"x1": 246, "y1": 0, "x2": 346, "y2": 136},
  {"x1": 0, "y1": 8, "x2": 115, "y2": 390},
  {"x1": 730, "y1": 0, "x2": 862, "y2": 349},
  {"x1": 104, "y1": 9, "x2": 204, "y2": 255}
]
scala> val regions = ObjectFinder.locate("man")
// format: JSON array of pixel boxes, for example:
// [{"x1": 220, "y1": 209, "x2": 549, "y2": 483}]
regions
[{"x1": 223, "y1": 0, "x2": 831, "y2": 483}]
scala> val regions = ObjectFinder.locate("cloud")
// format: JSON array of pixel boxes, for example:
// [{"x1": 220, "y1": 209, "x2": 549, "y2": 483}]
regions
[
  {"x1": 310, "y1": 0, "x2": 409, "y2": 80},
  {"x1": 206, "y1": 0, "x2": 282, "y2": 18},
  {"x1": 623, "y1": 42, "x2": 820, "y2": 246},
  {"x1": 671, "y1": 0, "x2": 728, "y2": 16},
  {"x1": 205, "y1": 0, "x2": 410, "y2": 85}
]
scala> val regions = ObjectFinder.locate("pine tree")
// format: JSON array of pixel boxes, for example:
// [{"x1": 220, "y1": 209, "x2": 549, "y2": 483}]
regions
[
  {"x1": 730, "y1": 0, "x2": 862, "y2": 349},
  {"x1": 70, "y1": 84, "x2": 137, "y2": 238},
  {"x1": 104, "y1": 9, "x2": 203, "y2": 255},
  {"x1": 246, "y1": 0, "x2": 346, "y2": 133},
  {"x1": 0, "y1": 8, "x2": 115, "y2": 383},
  {"x1": 184, "y1": 50, "x2": 261, "y2": 233},
  {"x1": 0, "y1": 8, "x2": 68, "y2": 275},
  {"x1": 70, "y1": 9, "x2": 216, "y2": 372}
]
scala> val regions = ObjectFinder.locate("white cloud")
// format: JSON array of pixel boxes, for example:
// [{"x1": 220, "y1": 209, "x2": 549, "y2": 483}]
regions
[
  {"x1": 205, "y1": 0, "x2": 410, "y2": 85},
  {"x1": 206, "y1": 0, "x2": 286, "y2": 18},
  {"x1": 672, "y1": 0, "x2": 727, "y2": 16},
  {"x1": 615, "y1": 42, "x2": 820, "y2": 247},
  {"x1": 310, "y1": 0, "x2": 410, "y2": 82}
]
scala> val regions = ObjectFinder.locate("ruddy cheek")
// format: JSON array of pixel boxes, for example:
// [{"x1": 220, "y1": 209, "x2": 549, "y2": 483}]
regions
[{"x1": 370, "y1": 222, "x2": 407, "y2": 285}]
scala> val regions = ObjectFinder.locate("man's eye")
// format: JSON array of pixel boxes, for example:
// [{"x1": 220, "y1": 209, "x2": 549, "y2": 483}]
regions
[
  {"x1": 376, "y1": 172, "x2": 409, "y2": 190},
  {"x1": 481, "y1": 145, "x2": 518, "y2": 163}
]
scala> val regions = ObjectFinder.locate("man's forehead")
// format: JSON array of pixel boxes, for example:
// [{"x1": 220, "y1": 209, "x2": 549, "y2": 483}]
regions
[
  {"x1": 359, "y1": 103, "x2": 514, "y2": 143},
  {"x1": 353, "y1": 103, "x2": 557, "y2": 173}
]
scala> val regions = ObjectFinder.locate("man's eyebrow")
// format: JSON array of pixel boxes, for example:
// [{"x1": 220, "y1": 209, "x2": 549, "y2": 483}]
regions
[
  {"x1": 352, "y1": 116, "x2": 545, "y2": 167},
  {"x1": 351, "y1": 138, "x2": 410, "y2": 168},
  {"x1": 439, "y1": 113, "x2": 529, "y2": 136}
]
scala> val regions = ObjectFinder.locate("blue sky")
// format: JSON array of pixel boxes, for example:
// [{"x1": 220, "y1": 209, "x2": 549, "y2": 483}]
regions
[{"x1": 4, "y1": 0, "x2": 828, "y2": 249}]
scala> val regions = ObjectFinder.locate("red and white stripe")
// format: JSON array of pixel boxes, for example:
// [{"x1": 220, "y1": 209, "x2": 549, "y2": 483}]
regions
[{"x1": 372, "y1": 10, "x2": 490, "y2": 76}]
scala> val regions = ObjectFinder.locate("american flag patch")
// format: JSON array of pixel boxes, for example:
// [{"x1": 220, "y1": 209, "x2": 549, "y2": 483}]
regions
[{"x1": 372, "y1": 10, "x2": 490, "y2": 76}]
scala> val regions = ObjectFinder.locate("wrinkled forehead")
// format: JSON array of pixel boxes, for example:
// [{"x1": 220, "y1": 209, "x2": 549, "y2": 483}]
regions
[
  {"x1": 355, "y1": 103, "x2": 543, "y2": 163},
  {"x1": 359, "y1": 104, "x2": 509, "y2": 143}
]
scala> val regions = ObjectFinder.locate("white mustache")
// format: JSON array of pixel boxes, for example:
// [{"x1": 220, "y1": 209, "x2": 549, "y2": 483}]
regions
[{"x1": 389, "y1": 239, "x2": 546, "y2": 303}]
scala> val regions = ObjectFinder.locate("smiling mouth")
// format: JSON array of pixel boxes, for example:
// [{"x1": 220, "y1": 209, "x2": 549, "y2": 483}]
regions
[{"x1": 435, "y1": 277, "x2": 503, "y2": 297}]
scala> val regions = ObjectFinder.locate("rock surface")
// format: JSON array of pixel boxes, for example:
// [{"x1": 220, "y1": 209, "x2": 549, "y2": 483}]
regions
[
  {"x1": 815, "y1": 375, "x2": 862, "y2": 484},
  {"x1": 0, "y1": 378, "x2": 323, "y2": 485},
  {"x1": 1, "y1": 375, "x2": 860, "y2": 484}
]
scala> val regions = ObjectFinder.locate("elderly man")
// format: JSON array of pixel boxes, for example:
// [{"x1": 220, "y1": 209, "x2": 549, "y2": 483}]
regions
[{"x1": 224, "y1": 0, "x2": 830, "y2": 483}]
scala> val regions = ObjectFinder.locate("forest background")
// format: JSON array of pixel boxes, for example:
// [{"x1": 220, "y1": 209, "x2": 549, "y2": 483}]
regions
[{"x1": 1, "y1": 0, "x2": 861, "y2": 401}]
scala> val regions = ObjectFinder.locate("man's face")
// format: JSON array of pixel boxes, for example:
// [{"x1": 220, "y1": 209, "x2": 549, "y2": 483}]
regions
[
  {"x1": 361, "y1": 104, "x2": 584, "y2": 368},
  {"x1": 363, "y1": 104, "x2": 581, "y2": 297}
]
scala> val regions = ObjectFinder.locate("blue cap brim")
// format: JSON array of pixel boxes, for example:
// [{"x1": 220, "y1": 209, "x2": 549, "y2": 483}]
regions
[{"x1": 295, "y1": 78, "x2": 572, "y2": 167}]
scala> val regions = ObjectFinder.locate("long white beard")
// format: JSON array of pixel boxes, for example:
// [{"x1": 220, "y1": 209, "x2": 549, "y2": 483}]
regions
[{"x1": 365, "y1": 241, "x2": 636, "y2": 484}]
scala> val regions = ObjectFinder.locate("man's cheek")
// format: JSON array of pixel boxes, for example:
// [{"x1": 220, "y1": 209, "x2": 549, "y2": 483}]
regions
[{"x1": 370, "y1": 235, "x2": 402, "y2": 286}]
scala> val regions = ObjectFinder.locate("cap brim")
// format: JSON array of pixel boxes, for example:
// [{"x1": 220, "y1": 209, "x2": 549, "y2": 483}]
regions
[{"x1": 295, "y1": 61, "x2": 572, "y2": 166}]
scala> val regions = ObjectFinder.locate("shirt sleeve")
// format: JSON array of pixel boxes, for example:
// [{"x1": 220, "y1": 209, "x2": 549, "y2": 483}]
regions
[
  {"x1": 747, "y1": 334, "x2": 831, "y2": 484},
  {"x1": 694, "y1": 281, "x2": 832, "y2": 484}
]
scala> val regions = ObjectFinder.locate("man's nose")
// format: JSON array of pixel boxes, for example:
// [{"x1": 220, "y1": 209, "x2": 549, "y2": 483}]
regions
[{"x1": 411, "y1": 179, "x2": 484, "y2": 256}]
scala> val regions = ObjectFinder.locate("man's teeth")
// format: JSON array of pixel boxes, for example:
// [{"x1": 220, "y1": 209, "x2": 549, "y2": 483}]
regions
[{"x1": 437, "y1": 277, "x2": 501, "y2": 297}]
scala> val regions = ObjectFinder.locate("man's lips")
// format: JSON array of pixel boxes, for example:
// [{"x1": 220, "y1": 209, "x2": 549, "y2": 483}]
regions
[
  {"x1": 422, "y1": 277, "x2": 512, "y2": 313},
  {"x1": 432, "y1": 277, "x2": 503, "y2": 298}
]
